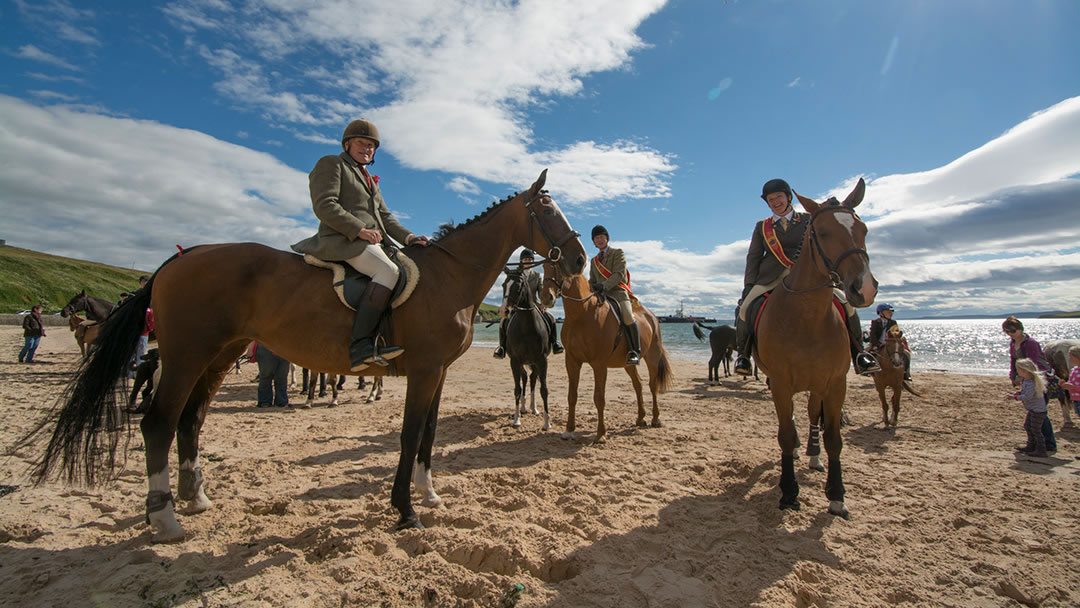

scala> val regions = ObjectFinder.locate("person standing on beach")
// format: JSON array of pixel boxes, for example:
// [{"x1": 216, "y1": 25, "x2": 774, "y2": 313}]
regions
[
  {"x1": 291, "y1": 119, "x2": 429, "y2": 371},
  {"x1": 1008, "y1": 358, "x2": 1049, "y2": 457},
  {"x1": 251, "y1": 342, "x2": 290, "y2": 408},
  {"x1": 1003, "y1": 315, "x2": 1056, "y2": 452},
  {"x1": 733, "y1": 178, "x2": 878, "y2": 377},
  {"x1": 19, "y1": 305, "x2": 45, "y2": 363},
  {"x1": 589, "y1": 225, "x2": 640, "y2": 366}
]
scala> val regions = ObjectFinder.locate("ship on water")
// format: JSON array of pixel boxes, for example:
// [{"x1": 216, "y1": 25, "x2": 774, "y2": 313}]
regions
[{"x1": 658, "y1": 300, "x2": 716, "y2": 323}]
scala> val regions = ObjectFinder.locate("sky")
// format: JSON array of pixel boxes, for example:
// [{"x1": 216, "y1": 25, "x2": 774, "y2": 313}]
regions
[{"x1": 1, "y1": 0, "x2": 1079, "y2": 319}]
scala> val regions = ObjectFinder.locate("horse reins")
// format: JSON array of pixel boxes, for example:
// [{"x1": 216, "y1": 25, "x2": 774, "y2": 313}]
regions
[{"x1": 781, "y1": 205, "x2": 869, "y2": 295}]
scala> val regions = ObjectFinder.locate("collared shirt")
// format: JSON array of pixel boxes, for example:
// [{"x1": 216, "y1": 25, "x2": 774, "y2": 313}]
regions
[{"x1": 597, "y1": 247, "x2": 608, "y2": 262}]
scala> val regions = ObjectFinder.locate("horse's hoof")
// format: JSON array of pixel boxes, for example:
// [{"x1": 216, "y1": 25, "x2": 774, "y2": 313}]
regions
[
  {"x1": 808, "y1": 457, "x2": 825, "y2": 472},
  {"x1": 420, "y1": 495, "x2": 443, "y2": 508},
  {"x1": 560, "y1": 432, "x2": 576, "y2": 440},
  {"x1": 779, "y1": 499, "x2": 801, "y2": 511},
  {"x1": 651, "y1": 420, "x2": 662, "y2": 428},
  {"x1": 395, "y1": 516, "x2": 424, "y2": 531},
  {"x1": 591, "y1": 435, "x2": 607, "y2": 445},
  {"x1": 150, "y1": 530, "x2": 186, "y2": 544},
  {"x1": 511, "y1": 420, "x2": 521, "y2": 428},
  {"x1": 828, "y1": 501, "x2": 850, "y2": 520},
  {"x1": 636, "y1": 419, "x2": 648, "y2": 428}
]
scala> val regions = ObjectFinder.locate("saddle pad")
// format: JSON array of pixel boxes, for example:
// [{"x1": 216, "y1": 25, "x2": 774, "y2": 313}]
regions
[{"x1": 303, "y1": 249, "x2": 419, "y2": 311}]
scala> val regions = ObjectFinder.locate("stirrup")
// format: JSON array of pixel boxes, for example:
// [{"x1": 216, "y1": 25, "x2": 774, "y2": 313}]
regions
[
  {"x1": 626, "y1": 351, "x2": 641, "y2": 366},
  {"x1": 855, "y1": 353, "x2": 880, "y2": 375},
  {"x1": 493, "y1": 346, "x2": 506, "y2": 359},
  {"x1": 734, "y1": 357, "x2": 752, "y2": 376}
]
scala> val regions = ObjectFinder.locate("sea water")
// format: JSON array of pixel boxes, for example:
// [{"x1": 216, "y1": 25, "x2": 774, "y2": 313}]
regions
[{"x1": 470, "y1": 318, "x2": 1080, "y2": 377}]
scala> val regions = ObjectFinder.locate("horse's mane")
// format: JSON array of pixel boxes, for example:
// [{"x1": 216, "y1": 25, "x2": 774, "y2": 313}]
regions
[{"x1": 432, "y1": 189, "x2": 549, "y2": 242}]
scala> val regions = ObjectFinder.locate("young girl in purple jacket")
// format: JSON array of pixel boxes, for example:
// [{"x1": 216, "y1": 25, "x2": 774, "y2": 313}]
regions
[{"x1": 1003, "y1": 316, "x2": 1056, "y2": 452}]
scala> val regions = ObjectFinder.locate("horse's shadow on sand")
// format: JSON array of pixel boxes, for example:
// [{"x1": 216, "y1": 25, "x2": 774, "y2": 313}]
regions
[
  {"x1": 843, "y1": 422, "x2": 903, "y2": 454},
  {"x1": 546, "y1": 461, "x2": 841, "y2": 606}
]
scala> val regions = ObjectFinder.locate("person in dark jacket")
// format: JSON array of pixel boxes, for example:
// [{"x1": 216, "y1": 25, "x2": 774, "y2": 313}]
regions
[
  {"x1": 868, "y1": 303, "x2": 911, "y2": 380},
  {"x1": 19, "y1": 305, "x2": 46, "y2": 363},
  {"x1": 734, "y1": 178, "x2": 878, "y2": 376},
  {"x1": 291, "y1": 119, "x2": 430, "y2": 371}
]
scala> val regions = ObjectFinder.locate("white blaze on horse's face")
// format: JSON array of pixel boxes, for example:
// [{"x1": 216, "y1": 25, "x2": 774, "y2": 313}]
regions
[{"x1": 834, "y1": 212, "x2": 857, "y2": 236}]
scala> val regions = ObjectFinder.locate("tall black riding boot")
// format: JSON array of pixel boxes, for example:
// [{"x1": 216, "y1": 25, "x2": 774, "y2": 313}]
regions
[
  {"x1": 624, "y1": 323, "x2": 641, "y2": 366},
  {"x1": 493, "y1": 319, "x2": 508, "y2": 359},
  {"x1": 847, "y1": 310, "x2": 880, "y2": 375},
  {"x1": 350, "y1": 283, "x2": 403, "y2": 371},
  {"x1": 734, "y1": 317, "x2": 753, "y2": 376},
  {"x1": 544, "y1": 311, "x2": 564, "y2": 354}
]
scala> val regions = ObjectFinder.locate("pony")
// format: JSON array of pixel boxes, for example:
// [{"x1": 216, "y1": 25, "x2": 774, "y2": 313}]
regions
[
  {"x1": 1044, "y1": 339, "x2": 1080, "y2": 429},
  {"x1": 871, "y1": 326, "x2": 920, "y2": 428},
  {"x1": 753, "y1": 178, "x2": 876, "y2": 518},
  {"x1": 302, "y1": 370, "x2": 340, "y2": 408},
  {"x1": 60, "y1": 290, "x2": 116, "y2": 322},
  {"x1": 541, "y1": 270, "x2": 673, "y2": 443},
  {"x1": 66, "y1": 315, "x2": 100, "y2": 359},
  {"x1": 692, "y1": 322, "x2": 736, "y2": 384},
  {"x1": 28, "y1": 170, "x2": 587, "y2": 541},
  {"x1": 501, "y1": 270, "x2": 552, "y2": 430}
]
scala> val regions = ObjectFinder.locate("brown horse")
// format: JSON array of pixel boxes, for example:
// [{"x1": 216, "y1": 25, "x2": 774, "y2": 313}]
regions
[
  {"x1": 66, "y1": 314, "x2": 100, "y2": 359},
  {"x1": 541, "y1": 271, "x2": 672, "y2": 443},
  {"x1": 753, "y1": 178, "x2": 877, "y2": 518},
  {"x1": 872, "y1": 327, "x2": 919, "y2": 428},
  {"x1": 29, "y1": 170, "x2": 587, "y2": 542}
]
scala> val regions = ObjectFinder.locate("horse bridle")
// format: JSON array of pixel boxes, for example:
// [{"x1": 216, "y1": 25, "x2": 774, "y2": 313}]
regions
[{"x1": 781, "y1": 205, "x2": 869, "y2": 294}]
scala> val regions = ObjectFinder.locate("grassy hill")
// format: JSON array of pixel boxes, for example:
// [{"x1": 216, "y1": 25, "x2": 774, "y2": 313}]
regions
[{"x1": 0, "y1": 246, "x2": 150, "y2": 313}]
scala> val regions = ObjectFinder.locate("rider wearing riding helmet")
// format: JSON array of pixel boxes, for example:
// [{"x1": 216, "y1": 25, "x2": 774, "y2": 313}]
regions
[
  {"x1": 589, "y1": 225, "x2": 641, "y2": 366},
  {"x1": 868, "y1": 303, "x2": 911, "y2": 380},
  {"x1": 292, "y1": 119, "x2": 430, "y2": 371},
  {"x1": 493, "y1": 249, "x2": 564, "y2": 359},
  {"x1": 734, "y1": 178, "x2": 879, "y2": 377}
]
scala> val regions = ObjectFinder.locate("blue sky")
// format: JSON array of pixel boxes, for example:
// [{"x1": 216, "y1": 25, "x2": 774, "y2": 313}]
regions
[{"x1": 1, "y1": 0, "x2": 1079, "y2": 319}]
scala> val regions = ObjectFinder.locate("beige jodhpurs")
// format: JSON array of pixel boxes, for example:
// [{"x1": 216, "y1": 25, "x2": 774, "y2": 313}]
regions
[
  {"x1": 738, "y1": 269, "x2": 854, "y2": 322},
  {"x1": 343, "y1": 245, "x2": 398, "y2": 288}
]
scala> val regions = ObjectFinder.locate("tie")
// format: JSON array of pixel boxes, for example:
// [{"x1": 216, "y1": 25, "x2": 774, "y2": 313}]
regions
[
  {"x1": 779, "y1": 217, "x2": 788, "y2": 230},
  {"x1": 598, "y1": 250, "x2": 605, "y2": 263},
  {"x1": 359, "y1": 166, "x2": 374, "y2": 191}
]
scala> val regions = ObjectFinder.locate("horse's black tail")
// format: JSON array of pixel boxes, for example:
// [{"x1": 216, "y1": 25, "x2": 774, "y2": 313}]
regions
[
  {"x1": 692, "y1": 321, "x2": 708, "y2": 342},
  {"x1": 22, "y1": 259, "x2": 177, "y2": 486}
]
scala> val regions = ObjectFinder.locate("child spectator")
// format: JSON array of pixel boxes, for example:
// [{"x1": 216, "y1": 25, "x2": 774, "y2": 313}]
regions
[
  {"x1": 1059, "y1": 345, "x2": 1080, "y2": 418},
  {"x1": 1008, "y1": 358, "x2": 1048, "y2": 457}
]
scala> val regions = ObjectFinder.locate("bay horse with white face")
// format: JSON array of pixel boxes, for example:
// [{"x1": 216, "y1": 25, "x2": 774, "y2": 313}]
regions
[
  {"x1": 28, "y1": 170, "x2": 587, "y2": 542},
  {"x1": 753, "y1": 178, "x2": 876, "y2": 518}
]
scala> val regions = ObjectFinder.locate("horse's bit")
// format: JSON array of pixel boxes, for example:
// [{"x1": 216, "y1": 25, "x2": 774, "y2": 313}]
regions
[{"x1": 781, "y1": 205, "x2": 869, "y2": 295}]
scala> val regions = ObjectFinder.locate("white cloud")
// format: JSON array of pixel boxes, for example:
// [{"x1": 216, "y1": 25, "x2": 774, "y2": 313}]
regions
[
  {"x1": 13, "y1": 45, "x2": 81, "y2": 71},
  {"x1": 14, "y1": 0, "x2": 100, "y2": 45},
  {"x1": 447, "y1": 177, "x2": 481, "y2": 195},
  {"x1": 163, "y1": 0, "x2": 675, "y2": 206},
  {"x1": 0, "y1": 95, "x2": 312, "y2": 269},
  {"x1": 28, "y1": 90, "x2": 78, "y2": 102}
]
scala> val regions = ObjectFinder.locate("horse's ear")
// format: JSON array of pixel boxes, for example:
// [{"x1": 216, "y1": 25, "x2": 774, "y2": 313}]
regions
[
  {"x1": 79, "y1": 289, "x2": 86, "y2": 296},
  {"x1": 842, "y1": 178, "x2": 866, "y2": 209},
  {"x1": 794, "y1": 191, "x2": 819, "y2": 214},
  {"x1": 529, "y1": 169, "x2": 548, "y2": 198}
]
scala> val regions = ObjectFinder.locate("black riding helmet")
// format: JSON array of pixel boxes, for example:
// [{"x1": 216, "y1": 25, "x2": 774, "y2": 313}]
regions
[
  {"x1": 761, "y1": 178, "x2": 792, "y2": 202},
  {"x1": 591, "y1": 225, "x2": 609, "y2": 239},
  {"x1": 519, "y1": 249, "x2": 535, "y2": 262}
]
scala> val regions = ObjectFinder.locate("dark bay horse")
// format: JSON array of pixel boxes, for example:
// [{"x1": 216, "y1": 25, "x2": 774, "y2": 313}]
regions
[
  {"x1": 872, "y1": 327, "x2": 920, "y2": 428},
  {"x1": 692, "y1": 322, "x2": 736, "y2": 383},
  {"x1": 60, "y1": 290, "x2": 116, "y2": 322},
  {"x1": 501, "y1": 270, "x2": 552, "y2": 430},
  {"x1": 753, "y1": 178, "x2": 876, "y2": 518},
  {"x1": 29, "y1": 170, "x2": 586, "y2": 542},
  {"x1": 542, "y1": 271, "x2": 672, "y2": 443}
]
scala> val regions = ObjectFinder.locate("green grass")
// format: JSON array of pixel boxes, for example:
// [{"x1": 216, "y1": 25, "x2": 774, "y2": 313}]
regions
[
  {"x1": 1041, "y1": 311, "x2": 1080, "y2": 318},
  {"x1": 0, "y1": 246, "x2": 151, "y2": 313}
]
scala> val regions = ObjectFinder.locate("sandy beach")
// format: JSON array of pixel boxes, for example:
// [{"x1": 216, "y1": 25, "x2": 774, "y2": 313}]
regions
[{"x1": 1, "y1": 325, "x2": 1078, "y2": 607}]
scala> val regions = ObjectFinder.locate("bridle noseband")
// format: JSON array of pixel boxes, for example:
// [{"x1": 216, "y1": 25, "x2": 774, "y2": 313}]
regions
[{"x1": 782, "y1": 204, "x2": 869, "y2": 294}]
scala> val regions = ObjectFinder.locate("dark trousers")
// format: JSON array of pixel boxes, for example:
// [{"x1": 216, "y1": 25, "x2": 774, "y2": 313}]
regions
[
  {"x1": 1024, "y1": 410, "x2": 1048, "y2": 454},
  {"x1": 256, "y1": 345, "x2": 290, "y2": 406}
]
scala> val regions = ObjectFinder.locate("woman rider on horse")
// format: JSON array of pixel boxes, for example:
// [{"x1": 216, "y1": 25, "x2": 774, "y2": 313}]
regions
[
  {"x1": 734, "y1": 178, "x2": 878, "y2": 377},
  {"x1": 292, "y1": 119, "x2": 429, "y2": 371}
]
